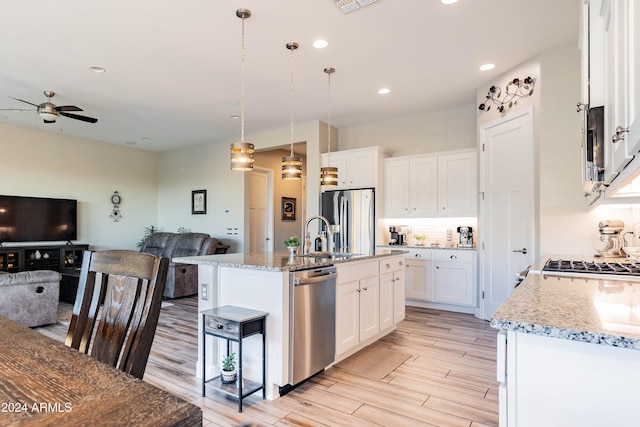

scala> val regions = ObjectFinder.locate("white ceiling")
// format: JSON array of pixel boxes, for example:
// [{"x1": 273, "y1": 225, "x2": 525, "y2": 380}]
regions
[{"x1": 0, "y1": 0, "x2": 579, "y2": 152}]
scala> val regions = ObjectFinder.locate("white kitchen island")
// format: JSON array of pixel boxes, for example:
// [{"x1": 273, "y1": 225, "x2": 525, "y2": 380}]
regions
[
  {"x1": 491, "y1": 273, "x2": 640, "y2": 426},
  {"x1": 174, "y1": 249, "x2": 407, "y2": 400}
]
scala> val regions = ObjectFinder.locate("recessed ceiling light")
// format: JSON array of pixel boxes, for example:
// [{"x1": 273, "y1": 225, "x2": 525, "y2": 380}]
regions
[
  {"x1": 378, "y1": 88, "x2": 391, "y2": 95},
  {"x1": 479, "y1": 63, "x2": 495, "y2": 71},
  {"x1": 230, "y1": 114, "x2": 240, "y2": 119},
  {"x1": 313, "y1": 39, "x2": 329, "y2": 49},
  {"x1": 89, "y1": 66, "x2": 105, "y2": 73},
  {"x1": 441, "y1": 0, "x2": 459, "y2": 4}
]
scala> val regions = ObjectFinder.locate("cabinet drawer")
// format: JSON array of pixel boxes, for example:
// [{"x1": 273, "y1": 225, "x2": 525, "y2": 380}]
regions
[
  {"x1": 434, "y1": 250, "x2": 475, "y2": 263},
  {"x1": 379, "y1": 256, "x2": 405, "y2": 273},
  {"x1": 336, "y1": 260, "x2": 379, "y2": 284},
  {"x1": 404, "y1": 248, "x2": 432, "y2": 260},
  {"x1": 204, "y1": 316, "x2": 240, "y2": 340}
]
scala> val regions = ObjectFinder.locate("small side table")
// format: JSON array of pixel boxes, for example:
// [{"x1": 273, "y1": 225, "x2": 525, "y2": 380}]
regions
[{"x1": 202, "y1": 305, "x2": 267, "y2": 412}]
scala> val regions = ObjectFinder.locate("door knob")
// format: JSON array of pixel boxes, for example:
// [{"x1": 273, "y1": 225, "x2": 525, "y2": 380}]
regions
[{"x1": 513, "y1": 248, "x2": 528, "y2": 254}]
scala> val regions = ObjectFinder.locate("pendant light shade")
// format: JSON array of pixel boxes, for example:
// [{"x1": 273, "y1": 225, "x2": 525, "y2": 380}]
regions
[
  {"x1": 230, "y1": 8, "x2": 255, "y2": 171},
  {"x1": 282, "y1": 42, "x2": 302, "y2": 180},
  {"x1": 320, "y1": 67, "x2": 338, "y2": 186}
]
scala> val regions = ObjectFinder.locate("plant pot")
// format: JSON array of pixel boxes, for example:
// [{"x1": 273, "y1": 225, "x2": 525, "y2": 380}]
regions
[
  {"x1": 286, "y1": 246, "x2": 299, "y2": 256},
  {"x1": 220, "y1": 368, "x2": 237, "y2": 384}
]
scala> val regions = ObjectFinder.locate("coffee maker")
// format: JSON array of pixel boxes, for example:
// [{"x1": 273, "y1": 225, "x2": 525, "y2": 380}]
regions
[
  {"x1": 389, "y1": 226, "x2": 405, "y2": 245},
  {"x1": 457, "y1": 226, "x2": 474, "y2": 248}
]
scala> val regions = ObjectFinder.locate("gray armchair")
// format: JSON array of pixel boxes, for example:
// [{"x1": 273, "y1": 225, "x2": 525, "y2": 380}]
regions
[
  {"x1": 140, "y1": 232, "x2": 225, "y2": 298},
  {"x1": 0, "y1": 270, "x2": 61, "y2": 327}
]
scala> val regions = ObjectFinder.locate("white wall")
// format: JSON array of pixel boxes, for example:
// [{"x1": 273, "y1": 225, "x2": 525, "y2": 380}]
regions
[
  {"x1": 338, "y1": 104, "x2": 477, "y2": 155},
  {"x1": 157, "y1": 120, "x2": 323, "y2": 253},
  {"x1": 0, "y1": 122, "x2": 158, "y2": 250}
]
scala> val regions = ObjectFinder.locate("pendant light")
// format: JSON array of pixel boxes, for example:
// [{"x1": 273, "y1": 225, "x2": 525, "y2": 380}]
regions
[
  {"x1": 320, "y1": 67, "x2": 338, "y2": 186},
  {"x1": 282, "y1": 42, "x2": 302, "y2": 180},
  {"x1": 230, "y1": 8, "x2": 255, "y2": 171}
]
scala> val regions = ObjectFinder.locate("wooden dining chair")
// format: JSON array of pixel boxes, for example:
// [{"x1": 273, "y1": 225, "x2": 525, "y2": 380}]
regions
[{"x1": 65, "y1": 250, "x2": 169, "y2": 379}]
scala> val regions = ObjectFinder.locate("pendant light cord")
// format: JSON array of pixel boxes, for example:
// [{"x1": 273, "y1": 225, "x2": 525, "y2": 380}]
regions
[
  {"x1": 327, "y1": 70, "x2": 332, "y2": 159},
  {"x1": 289, "y1": 46, "x2": 295, "y2": 157},
  {"x1": 240, "y1": 15, "x2": 246, "y2": 143}
]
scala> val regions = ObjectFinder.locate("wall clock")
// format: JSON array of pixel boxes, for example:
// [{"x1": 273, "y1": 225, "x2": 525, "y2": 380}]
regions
[{"x1": 110, "y1": 190, "x2": 123, "y2": 221}]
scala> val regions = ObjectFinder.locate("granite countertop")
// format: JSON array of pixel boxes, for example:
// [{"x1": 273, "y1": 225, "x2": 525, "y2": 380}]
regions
[
  {"x1": 490, "y1": 273, "x2": 640, "y2": 350},
  {"x1": 376, "y1": 244, "x2": 476, "y2": 251},
  {"x1": 173, "y1": 249, "x2": 408, "y2": 272}
]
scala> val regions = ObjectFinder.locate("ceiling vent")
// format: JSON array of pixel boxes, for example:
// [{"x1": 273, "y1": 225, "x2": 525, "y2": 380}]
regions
[{"x1": 333, "y1": 0, "x2": 378, "y2": 13}]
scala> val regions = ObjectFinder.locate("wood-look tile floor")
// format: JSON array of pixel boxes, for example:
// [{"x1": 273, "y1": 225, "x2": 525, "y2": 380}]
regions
[{"x1": 36, "y1": 298, "x2": 499, "y2": 427}]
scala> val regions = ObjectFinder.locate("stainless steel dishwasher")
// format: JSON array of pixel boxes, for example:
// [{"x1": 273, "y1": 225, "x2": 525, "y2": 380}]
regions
[{"x1": 289, "y1": 266, "x2": 337, "y2": 385}]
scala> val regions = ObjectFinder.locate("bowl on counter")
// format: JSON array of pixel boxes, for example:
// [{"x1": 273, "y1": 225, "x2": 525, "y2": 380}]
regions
[{"x1": 622, "y1": 246, "x2": 640, "y2": 261}]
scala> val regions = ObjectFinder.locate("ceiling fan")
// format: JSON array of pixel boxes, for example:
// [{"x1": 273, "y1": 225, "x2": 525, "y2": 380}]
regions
[{"x1": 1, "y1": 90, "x2": 98, "y2": 123}]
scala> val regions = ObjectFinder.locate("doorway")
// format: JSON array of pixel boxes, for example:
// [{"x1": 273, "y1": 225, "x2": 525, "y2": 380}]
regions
[
  {"x1": 249, "y1": 168, "x2": 274, "y2": 253},
  {"x1": 479, "y1": 107, "x2": 535, "y2": 319}
]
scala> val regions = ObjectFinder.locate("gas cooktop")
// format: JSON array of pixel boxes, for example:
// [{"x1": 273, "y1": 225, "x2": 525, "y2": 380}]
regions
[{"x1": 542, "y1": 259, "x2": 640, "y2": 276}]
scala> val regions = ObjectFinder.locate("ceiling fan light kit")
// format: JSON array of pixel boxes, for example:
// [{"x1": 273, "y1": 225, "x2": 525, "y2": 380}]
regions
[
  {"x1": 230, "y1": 8, "x2": 255, "y2": 172},
  {"x1": 282, "y1": 42, "x2": 302, "y2": 181},
  {"x1": 3, "y1": 90, "x2": 98, "y2": 124},
  {"x1": 320, "y1": 67, "x2": 338, "y2": 187}
]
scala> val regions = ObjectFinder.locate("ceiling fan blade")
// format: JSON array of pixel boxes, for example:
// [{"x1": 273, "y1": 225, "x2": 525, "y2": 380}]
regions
[
  {"x1": 60, "y1": 112, "x2": 98, "y2": 123},
  {"x1": 0, "y1": 108, "x2": 34, "y2": 111},
  {"x1": 54, "y1": 105, "x2": 83, "y2": 112},
  {"x1": 8, "y1": 96, "x2": 38, "y2": 107}
]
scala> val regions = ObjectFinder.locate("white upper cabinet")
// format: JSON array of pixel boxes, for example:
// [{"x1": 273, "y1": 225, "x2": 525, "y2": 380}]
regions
[
  {"x1": 383, "y1": 155, "x2": 438, "y2": 217},
  {"x1": 438, "y1": 151, "x2": 478, "y2": 215},
  {"x1": 383, "y1": 149, "x2": 476, "y2": 218},
  {"x1": 321, "y1": 147, "x2": 381, "y2": 190},
  {"x1": 607, "y1": 0, "x2": 635, "y2": 175},
  {"x1": 584, "y1": 0, "x2": 640, "y2": 182}
]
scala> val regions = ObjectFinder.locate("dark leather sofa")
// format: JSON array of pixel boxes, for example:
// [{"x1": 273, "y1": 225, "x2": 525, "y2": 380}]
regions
[{"x1": 140, "y1": 232, "x2": 226, "y2": 298}]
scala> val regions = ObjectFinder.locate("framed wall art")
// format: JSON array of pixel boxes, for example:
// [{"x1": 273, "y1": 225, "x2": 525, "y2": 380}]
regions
[
  {"x1": 281, "y1": 197, "x2": 296, "y2": 221},
  {"x1": 191, "y1": 190, "x2": 207, "y2": 215}
]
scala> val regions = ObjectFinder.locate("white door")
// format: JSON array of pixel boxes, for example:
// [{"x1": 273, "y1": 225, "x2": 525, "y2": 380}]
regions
[
  {"x1": 249, "y1": 169, "x2": 273, "y2": 253},
  {"x1": 480, "y1": 108, "x2": 534, "y2": 320}
]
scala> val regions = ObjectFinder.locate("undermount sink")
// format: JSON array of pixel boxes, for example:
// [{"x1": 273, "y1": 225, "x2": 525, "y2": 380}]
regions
[{"x1": 297, "y1": 252, "x2": 358, "y2": 259}]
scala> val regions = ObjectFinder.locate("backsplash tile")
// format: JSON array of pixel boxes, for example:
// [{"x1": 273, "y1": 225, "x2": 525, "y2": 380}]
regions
[{"x1": 381, "y1": 217, "x2": 477, "y2": 247}]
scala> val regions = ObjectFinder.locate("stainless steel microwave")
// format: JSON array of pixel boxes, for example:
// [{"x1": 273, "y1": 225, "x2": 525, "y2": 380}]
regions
[{"x1": 583, "y1": 105, "x2": 605, "y2": 195}]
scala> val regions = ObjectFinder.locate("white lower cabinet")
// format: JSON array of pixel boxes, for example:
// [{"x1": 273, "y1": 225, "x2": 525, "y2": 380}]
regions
[
  {"x1": 335, "y1": 256, "x2": 405, "y2": 360},
  {"x1": 433, "y1": 250, "x2": 475, "y2": 306},
  {"x1": 401, "y1": 248, "x2": 477, "y2": 312},
  {"x1": 380, "y1": 255, "x2": 406, "y2": 328},
  {"x1": 498, "y1": 329, "x2": 640, "y2": 426},
  {"x1": 405, "y1": 249, "x2": 433, "y2": 300}
]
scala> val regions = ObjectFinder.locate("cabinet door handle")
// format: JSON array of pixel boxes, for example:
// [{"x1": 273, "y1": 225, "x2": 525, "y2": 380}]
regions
[
  {"x1": 414, "y1": 253, "x2": 422, "y2": 258},
  {"x1": 450, "y1": 255, "x2": 457, "y2": 260},
  {"x1": 385, "y1": 263, "x2": 391, "y2": 269},
  {"x1": 398, "y1": 261, "x2": 403, "y2": 266},
  {"x1": 612, "y1": 126, "x2": 629, "y2": 143}
]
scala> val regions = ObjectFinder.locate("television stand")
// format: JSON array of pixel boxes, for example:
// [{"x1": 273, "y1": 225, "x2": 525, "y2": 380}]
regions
[{"x1": 0, "y1": 243, "x2": 89, "y2": 303}]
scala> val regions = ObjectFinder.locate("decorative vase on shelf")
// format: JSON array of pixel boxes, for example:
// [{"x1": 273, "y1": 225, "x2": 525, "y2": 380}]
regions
[
  {"x1": 220, "y1": 368, "x2": 237, "y2": 385},
  {"x1": 35, "y1": 250, "x2": 42, "y2": 260}
]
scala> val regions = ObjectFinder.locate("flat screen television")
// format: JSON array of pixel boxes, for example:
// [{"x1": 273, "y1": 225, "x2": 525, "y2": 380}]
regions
[{"x1": 0, "y1": 195, "x2": 78, "y2": 243}]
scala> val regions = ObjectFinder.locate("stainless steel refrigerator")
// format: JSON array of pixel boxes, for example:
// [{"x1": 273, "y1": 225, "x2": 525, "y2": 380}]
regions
[{"x1": 320, "y1": 188, "x2": 375, "y2": 255}]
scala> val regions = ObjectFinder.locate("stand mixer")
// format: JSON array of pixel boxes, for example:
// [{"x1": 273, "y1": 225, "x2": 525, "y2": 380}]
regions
[{"x1": 594, "y1": 220, "x2": 625, "y2": 257}]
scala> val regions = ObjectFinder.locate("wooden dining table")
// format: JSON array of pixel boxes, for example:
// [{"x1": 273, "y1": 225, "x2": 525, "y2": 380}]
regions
[{"x1": 0, "y1": 315, "x2": 202, "y2": 426}]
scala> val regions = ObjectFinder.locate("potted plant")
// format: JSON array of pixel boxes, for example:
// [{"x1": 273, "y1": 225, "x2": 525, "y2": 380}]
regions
[
  {"x1": 284, "y1": 236, "x2": 301, "y2": 256},
  {"x1": 220, "y1": 353, "x2": 237, "y2": 384},
  {"x1": 137, "y1": 225, "x2": 158, "y2": 248}
]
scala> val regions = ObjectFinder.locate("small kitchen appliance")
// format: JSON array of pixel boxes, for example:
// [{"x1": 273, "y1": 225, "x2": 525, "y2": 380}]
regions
[
  {"x1": 594, "y1": 220, "x2": 625, "y2": 257},
  {"x1": 388, "y1": 226, "x2": 405, "y2": 245},
  {"x1": 457, "y1": 226, "x2": 474, "y2": 248}
]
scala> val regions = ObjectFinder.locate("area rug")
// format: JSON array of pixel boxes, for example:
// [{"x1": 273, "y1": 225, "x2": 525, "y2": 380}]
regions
[{"x1": 334, "y1": 346, "x2": 411, "y2": 379}]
